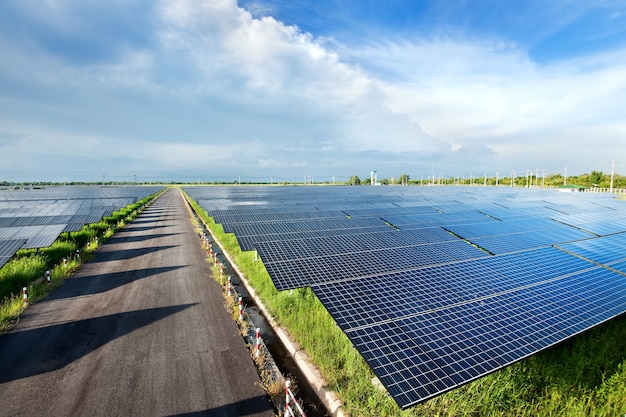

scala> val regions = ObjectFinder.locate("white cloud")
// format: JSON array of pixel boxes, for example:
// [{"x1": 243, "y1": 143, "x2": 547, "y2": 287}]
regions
[
  {"x1": 258, "y1": 158, "x2": 306, "y2": 168},
  {"x1": 0, "y1": 131, "x2": 103, "y2": 174},
  {"x1": 351, "y1": 37, "x2": 626, "y2": 167},
  {"x1": 153, "y1": 0, "x2": 440, "y2": 153},
  {"x1": 0, "y1": 0, "x2": 624, "y2": 181},
  {"x1": 143, "y1": 142, "x2": 238, "y2": 168}
]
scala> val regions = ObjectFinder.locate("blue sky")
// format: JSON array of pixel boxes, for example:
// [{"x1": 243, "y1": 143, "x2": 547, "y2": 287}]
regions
[{"x1": 1, "y1": 0, "x2": 625, "y2": 183}]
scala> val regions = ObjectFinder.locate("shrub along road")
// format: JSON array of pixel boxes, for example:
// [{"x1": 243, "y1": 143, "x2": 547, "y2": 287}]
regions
[{"x1": 0, "y1": 188, "x2": 274, "y2": 417}]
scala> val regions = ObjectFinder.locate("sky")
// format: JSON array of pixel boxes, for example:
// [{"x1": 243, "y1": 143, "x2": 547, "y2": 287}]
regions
[{"x1": 1, "y1": 0, "x2": 625, "y2": 183}]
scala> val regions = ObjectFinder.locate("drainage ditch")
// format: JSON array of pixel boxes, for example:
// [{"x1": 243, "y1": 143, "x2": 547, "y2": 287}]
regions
[{"x1": 198, "y1": 222, "x2": 330, "y2": 417}]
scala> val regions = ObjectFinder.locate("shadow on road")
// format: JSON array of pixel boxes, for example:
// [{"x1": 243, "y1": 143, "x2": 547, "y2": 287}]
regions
[
  {"x1": 48, "y1": 265, "x2": 189, "y2": 300},
  {"x1": 90, "y1": 245, "x2": 180, "y2": 262},
  {"x1": 117, "y1": 224, "x2": 172, "y2": 232},
  {"x1": 0, "y1": 304, "x2": 197, "y2": 384},
  {"x1": 107, "y1": 233, "x2": 183, "y2": 244},
  {"x1": 163, "y1": 394, "x2": 275, "y2": 417}
]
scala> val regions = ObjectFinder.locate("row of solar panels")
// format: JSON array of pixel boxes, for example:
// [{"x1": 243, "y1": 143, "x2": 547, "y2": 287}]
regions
[
  {"x1": 0, "y1": 186, "x2": 164, "y2": 269},
  {"x1": 184, "y1": 185, "x2": 626, "y2": 409}
]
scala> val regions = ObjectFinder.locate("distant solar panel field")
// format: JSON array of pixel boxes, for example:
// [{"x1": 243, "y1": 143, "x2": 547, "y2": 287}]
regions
[
  {"x1": 0, "y1": 186, "x2": 164, "y2": 266},
  {"x1": 185, "y1": 185, "x2": 626, "y2": 409}
]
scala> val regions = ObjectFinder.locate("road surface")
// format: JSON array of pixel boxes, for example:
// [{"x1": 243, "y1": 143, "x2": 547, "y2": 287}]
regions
[{"x1": 0, "y1": 188, "x2": 274, "y2": 417}]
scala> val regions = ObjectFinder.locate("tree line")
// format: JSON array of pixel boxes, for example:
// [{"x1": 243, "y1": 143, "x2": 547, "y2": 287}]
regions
[{"x1": 348, "y1": 171, "x2": 626, "y2": 188}]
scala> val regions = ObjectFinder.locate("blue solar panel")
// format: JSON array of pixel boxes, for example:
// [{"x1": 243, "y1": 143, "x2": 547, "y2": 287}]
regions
[
  {"x1": 183, "y1": 185, "x2": 626, "y2": 409},
  {"x1": 0, "y1": 239, "x2": 26, "y2": 269},
  {"x1": 469, "y1": 227, "x2": 594, "y2": 254},
  {"x1": 608, "y1": 260, "x2": 626, "y2": 274},
  {"x1": 0, "y1": 186, "x2": 164, "y2": 249},
  {"x1": 263, "y1": 240, "x2": 489, "y2": 290},
  {"x1": 325, "y1": 264, "x2": 626, "y2": 408},
  {"x1": 557, "y1": 233, "x2": 626, "y2": 264}
]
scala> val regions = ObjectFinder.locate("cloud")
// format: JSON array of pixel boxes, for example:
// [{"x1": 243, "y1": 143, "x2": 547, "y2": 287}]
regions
[
  {"x1": 348, "y1": 36, "x2": 626, "y2": 171},
  {"x1": 0, "y1": 0, "x2": 624, "y2": 181}
]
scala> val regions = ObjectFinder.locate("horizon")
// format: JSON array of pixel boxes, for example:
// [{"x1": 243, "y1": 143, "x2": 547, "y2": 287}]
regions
[{"x1": 1, "y1": 168, "x2": 622, "y2": 186}]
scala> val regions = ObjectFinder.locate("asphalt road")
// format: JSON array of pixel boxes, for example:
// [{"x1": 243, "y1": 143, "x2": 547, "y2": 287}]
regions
[{"x1": 0, "y1": 189, "x2": 274, "y2": 417}]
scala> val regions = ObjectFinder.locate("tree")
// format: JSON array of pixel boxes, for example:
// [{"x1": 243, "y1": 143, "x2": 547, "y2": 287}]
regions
[
  {"x1": 399, "y1": 174, "x2": 410, "y2": 185},
  {"x1": 349, "y1": 175, "x2": 361, "y2": 185},
  {"x1": 589, "y1": 171, "x2": 603, "y2": 186}
]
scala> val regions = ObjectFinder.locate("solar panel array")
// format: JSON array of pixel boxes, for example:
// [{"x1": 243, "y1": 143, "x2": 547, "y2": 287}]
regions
[
  {"x1": 184, "y1": 185, "x2": 626, "y2": 409},
  {"x1": 0, "y1": 186, "x2": 163, "y2": 266}
]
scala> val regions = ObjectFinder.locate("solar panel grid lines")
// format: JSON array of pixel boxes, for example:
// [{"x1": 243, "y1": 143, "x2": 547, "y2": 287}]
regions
[
  {"x1": 254, "y1": 229, "x2": 461, "y2": 261},
  {"x1": 235, "y1": 225, "x2": 395, "y2": 251},
  {"x1": 312, "y1": 249, "x2": 601, "y2": 333},
  {"x1": 260, "y1": 241, "x2": 491, "y2": 290},
  {"x1": 0, "y1": 239, "x2": 27, "y2": 269},
  {"x1": 607, "y1": 260, "x2": 626, "y2": 275},
  {"x1": 446, "y1": 217, "x2": 568, "y2": 239},
  {"x1": 0, "y1": 186, "x2": 163, "y2": 264},
  {"x1": 556, "y1": 233, "x2": 626, "y2": 265},
  {"x1": 342, "y1": 269, "x2": 625, "y2": 409},
  {"x1": 0, "y1": 224, "x2": 69, "y2": 249},
  {"x1": 213, "y1": 210, "x2": 345, "y2": 226},
  {"x1": 183, "y1": 185, "x2": 626, "y2": 408}
]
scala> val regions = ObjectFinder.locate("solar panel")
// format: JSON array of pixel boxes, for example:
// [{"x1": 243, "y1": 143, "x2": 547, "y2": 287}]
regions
[
  {"x1": 262, "y1": 240, "x2": 490, "y2": 290},
  {"x1": 183, "y1": 185, "x2": 626, "y2": 408},
  {"x1": 557, "y1": 233, "x2": 626, "y2": 264},
  {"x1": 0, "y1": 239, "x2": 26, "y2": 269},
  {"x1": 0, "y1": 186, "x2": 163, "y2": 250},
  {"x1": 316, "y1": 261, "x2": 624, "y2": 408},
  {"x1": 0, "y1": 224, "x2": 68, "y2": 249},
  {"x1": 235, "y1": 225, "x2": 392, "y2": 251}
]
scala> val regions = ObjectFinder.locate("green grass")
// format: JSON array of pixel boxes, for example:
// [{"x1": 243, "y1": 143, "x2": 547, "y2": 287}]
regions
[
  {"x1": 0, "y1": 254, "x2": 47, "y2": 301},
  {"x1": 0, "y1": 189, "x2": 165, "y2": 333},
  {"x1": 184, "y1": 190, "x2": 626, "y2": 417}
]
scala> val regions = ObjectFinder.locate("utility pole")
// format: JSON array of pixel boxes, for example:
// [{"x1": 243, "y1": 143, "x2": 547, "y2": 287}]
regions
[
  {"x1": 535, "y1": 168, "x2": 539, "y2": 187},
  {"x1": 610, "y1": 160, "x2": 618, "y2": 193}
]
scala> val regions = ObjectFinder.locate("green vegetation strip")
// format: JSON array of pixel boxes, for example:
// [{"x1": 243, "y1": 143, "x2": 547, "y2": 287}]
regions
[
  {"x1": 0, "y1": 189, "x2": 165, "y2": 333},
  {"x1": 189, "y1": 191, "x2": 626, "y2": 416}
]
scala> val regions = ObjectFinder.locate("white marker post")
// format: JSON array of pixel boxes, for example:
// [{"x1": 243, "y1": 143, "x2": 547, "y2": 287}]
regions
[
  {"x1": 22, "y1": 287, "x2": 27, "y2": 303},
  {"x1": 285, "y1": 380, "x2": 292, "y2": 417},
  {"x1": 256, "y1": 328, "x2": 261, "y2": 357},
  {"x1": 46, "y1": 270, "x2": 51, "y2": 284},
  {"x1": 284, "y1": 379, "x2": 306, "y2": 417},
  {"x1": 238, "y1": 297, "x2": 243, "y2": 322},
  {"x1": 227, "y1": 276, "x2": 232, "y2": 296}
]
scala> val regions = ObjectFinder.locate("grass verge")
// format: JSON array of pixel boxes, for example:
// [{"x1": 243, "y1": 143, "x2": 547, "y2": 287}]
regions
[{"x1": 184, "y1": 190, "x2": 626, "y2": 416}]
